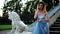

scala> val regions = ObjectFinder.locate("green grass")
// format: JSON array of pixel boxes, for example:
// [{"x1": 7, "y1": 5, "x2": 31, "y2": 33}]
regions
[
  {"x1": 0, "y1": 24, "x2": 30, "y2": 31},
  {"x1": 0, "y1": 25, "x2": 12, "y2": 31}
]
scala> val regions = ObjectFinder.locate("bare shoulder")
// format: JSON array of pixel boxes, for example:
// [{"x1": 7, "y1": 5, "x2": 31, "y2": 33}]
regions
[
  {"x1": 44, "y1": 11, "x2": 48, "y2": 16},
  {"x1": 45, "y1": 11, "x2": 48, "y2": 15}
]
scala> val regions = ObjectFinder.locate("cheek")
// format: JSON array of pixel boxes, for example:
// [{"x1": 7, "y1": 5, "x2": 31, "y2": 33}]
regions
[
  {"x1": 38, "y1": 6, "x2": 43, "y2": 9},
  {"x1": 40, "y1": 6, "x2": 43, "y2": 8}
]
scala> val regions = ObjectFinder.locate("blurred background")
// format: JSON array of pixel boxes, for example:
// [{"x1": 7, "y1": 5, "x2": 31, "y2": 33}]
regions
[
  {"x1": 0, "y1": 0, "x2": 59, "y2": 24},
  {"x1": 0, "y1": 0, "x2": 60, "y2": 34}
]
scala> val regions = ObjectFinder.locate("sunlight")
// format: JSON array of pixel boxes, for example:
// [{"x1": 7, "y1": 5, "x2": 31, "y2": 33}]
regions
[{"x1": 0, "y1": 0, "x2": 5, "y2": 17}]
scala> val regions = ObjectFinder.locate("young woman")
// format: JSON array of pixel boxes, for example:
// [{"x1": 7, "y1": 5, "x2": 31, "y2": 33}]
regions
[{"x1": 33, "y1": 2, "x2": 49, "y2": 34}]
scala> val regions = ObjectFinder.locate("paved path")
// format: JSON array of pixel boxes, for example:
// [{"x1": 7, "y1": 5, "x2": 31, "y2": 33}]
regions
[{"x1": 0, "y1": 30, "x2": 10, "y2": 34}]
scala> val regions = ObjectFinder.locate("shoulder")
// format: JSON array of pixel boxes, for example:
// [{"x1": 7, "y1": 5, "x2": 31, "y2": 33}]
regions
[
  {"x1": 44, "y1": 11, "x2": 48, "y2": 16},
  {"x1": 46, "y1": 11, "x2": 48, "y2": 15}
]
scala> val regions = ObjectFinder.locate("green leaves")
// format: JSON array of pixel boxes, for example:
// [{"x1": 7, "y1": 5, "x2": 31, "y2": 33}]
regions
[{"x1": 3, "y1": 0, "x2": 59, "y2": 24}]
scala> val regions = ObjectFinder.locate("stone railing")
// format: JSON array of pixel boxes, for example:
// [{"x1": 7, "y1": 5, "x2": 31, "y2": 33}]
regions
[{"x1": 49, "y1": 4, "x2": 60, "y2": 26}]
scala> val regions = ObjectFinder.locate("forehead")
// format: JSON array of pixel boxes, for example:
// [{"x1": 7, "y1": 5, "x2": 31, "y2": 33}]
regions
[{"x1": 39, "y1": 3, "x2": 43, "y2": 6}]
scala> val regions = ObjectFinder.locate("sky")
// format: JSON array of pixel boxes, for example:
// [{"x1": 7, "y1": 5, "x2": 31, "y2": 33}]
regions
[
  {"x1": 0, "y1": 0, "x2": 30, "y2": 17},
  {"x1": 0, "y1": 0, "x2": 5, "y2": 17},
  {"x1": 0, "y1": 0, "x2": 12, "y2": 17},
  {"x1": 0, "y1": 0, "x2": 27, "y2": 17}
]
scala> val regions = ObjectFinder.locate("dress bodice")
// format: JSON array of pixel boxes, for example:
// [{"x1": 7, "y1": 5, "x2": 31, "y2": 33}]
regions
[{"x1": 37, "y1": 14, "x2": 45, "y2": 19}]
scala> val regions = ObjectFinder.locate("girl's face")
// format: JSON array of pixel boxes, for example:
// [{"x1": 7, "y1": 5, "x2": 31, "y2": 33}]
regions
[{"x1": 38, "y1": 3, "x2": 43, "y2": 10}]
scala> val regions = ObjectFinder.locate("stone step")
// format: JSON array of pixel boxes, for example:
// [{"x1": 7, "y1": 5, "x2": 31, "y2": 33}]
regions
[
  {"x1": 50, "y1": 27, "x2": 60, "y2": 31},
  {"x1": 50, "y1": 31, "x2": 60, "y2": 34},
  {"x1": 51, "y1": 24, "x2": 60, "y2": 27},
  {"x1": 54, "y1": 22, "x2": 60, "y2": 24},
  {"x1": 56, "y1": 19, "x2": 60, "y2": 21},
  {"x1": 50, "y1": 16, "x2": 60, "y2": 34},
  {"x1": 57, "y1": 17, "x2": 60, "y2": 19},
  {"x1": 56, "y1": 19, "x2": 60, "y2": 22}
]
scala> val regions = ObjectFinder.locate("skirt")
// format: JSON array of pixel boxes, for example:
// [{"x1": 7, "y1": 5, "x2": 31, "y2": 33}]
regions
[{"x1": 33, "y1": 21, "x2": 49, "y2": 34}]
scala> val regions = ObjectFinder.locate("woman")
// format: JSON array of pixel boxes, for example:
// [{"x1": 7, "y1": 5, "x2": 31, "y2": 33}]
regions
[{"x1": 33, "y1": 2, "x2": 49, "y2": 34}]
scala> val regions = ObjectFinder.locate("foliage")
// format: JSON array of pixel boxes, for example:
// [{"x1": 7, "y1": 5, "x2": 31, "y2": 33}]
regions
[{"x1": 2, "y1": 0, "x2": 59, "y2": 24}]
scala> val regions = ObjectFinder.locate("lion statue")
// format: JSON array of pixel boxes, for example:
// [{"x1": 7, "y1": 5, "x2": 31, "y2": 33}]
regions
[{"x1": 7, "y1": 11, "x2": 32, "y2": 34}]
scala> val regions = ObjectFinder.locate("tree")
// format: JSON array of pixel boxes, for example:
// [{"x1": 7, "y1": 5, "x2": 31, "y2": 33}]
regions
[{"x1": 3, "y1": 0, "x2": 59, "y2": 24}]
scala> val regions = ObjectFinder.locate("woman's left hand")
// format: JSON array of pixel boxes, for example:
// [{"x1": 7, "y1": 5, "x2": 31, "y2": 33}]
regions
[{"x1": 38, "y1": 19, "x2": 43, "y2": 22}]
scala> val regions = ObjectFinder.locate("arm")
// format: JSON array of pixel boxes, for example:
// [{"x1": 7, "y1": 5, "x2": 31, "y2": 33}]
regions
[
  {"x1": 45, "y1": 12, "x2": 50, "y2": 22},
  {"x1": 34, "y1": 10, "x2": 38, "y2": 19}
]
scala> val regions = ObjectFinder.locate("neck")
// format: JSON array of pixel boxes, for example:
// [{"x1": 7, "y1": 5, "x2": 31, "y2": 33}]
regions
[
  {"x1": 38, "y1": 8, "x2": 42, "y2": 10},
  {"x1": 38, "y1": 9, "x2": 43, "y2": 12}
]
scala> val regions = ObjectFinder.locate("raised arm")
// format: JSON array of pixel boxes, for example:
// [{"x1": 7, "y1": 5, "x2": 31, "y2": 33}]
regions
[{"x1": 34, "y1": 10, "x2": 38, "y2": 19}]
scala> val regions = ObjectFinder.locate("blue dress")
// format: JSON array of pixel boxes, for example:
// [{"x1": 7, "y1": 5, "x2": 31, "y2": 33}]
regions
[{"x1": 33, "y1": 14, "x2": 49, "y2": 34}]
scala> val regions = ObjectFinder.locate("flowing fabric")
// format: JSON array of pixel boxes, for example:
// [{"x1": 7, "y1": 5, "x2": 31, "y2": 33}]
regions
[
  {"x1": 33, "y1": 21, "x2": 49, "y2": 34},
  {"x1": 33, "y1": 14, "x2": 49, "y2": 34}
]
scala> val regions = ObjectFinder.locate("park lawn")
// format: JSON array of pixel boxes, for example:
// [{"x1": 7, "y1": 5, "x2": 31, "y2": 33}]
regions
[
  {"x1": 0, "y1": 24, "x2": 30, "y2": 31},
  {"x1": 0, "y1": 25, "x2": 12, "y2": 31}
]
